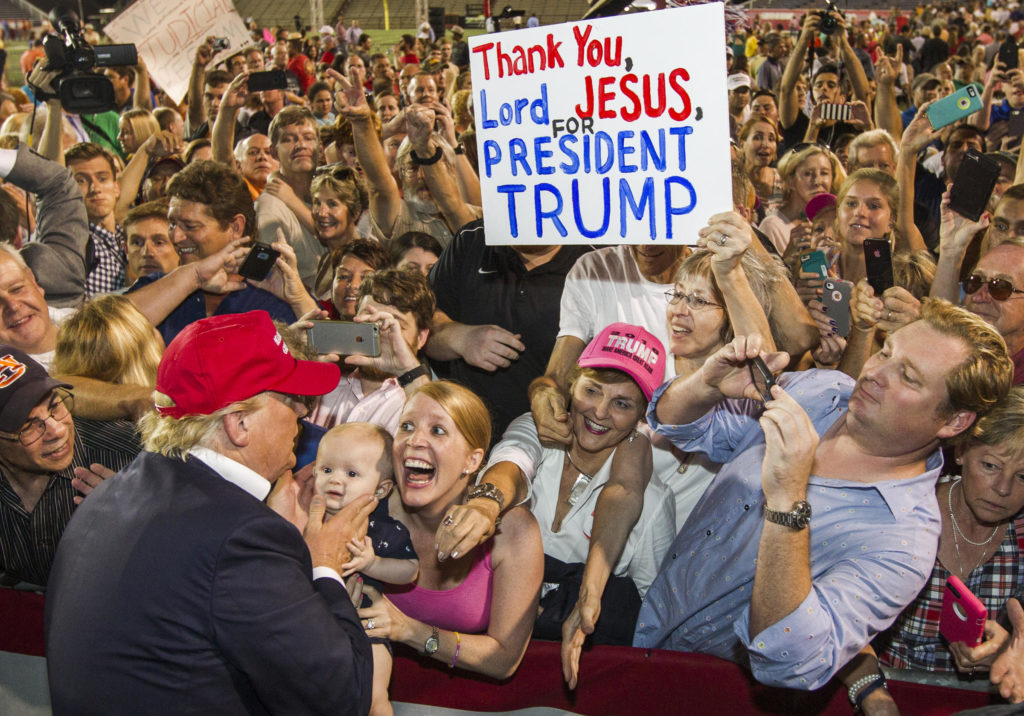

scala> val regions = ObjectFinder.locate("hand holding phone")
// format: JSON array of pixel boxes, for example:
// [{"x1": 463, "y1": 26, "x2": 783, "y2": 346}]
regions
[
  {"x1": 749, "y1": 356, "x2": 776, "y2": 402},
  {"x1": 940, "y1": 575, "x2": 987, "y2": 648},
  {"x1": 822, "y1": 278, "x2": 853, "y2": 338},
  {"x1": 949, "y1": 149, "x2": 1001, "y2": 222},
  {"x1": 927, "y1": 84, "x2": 983, "y2": 130},
  {"x1": 237, "y1": 243, "x2": 280, "y2": 281},
  {"x1": 308, "y1": 320, "x2": 381, "y2": 356},
  {"x1": 863, "y1": 238, "x2": 894, "y2": 296}
]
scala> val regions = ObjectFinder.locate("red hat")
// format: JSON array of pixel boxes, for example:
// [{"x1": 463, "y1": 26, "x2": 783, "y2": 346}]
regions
[
  {"x1": 577, "y1": 322, "x2": 665, "y2": 400},
  {"x1": 156, "y1": 311, "x2": 339, "y2": 418}
]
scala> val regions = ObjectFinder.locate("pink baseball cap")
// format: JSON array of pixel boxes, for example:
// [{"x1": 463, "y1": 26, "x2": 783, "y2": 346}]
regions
[
  {"x1": 156, "y1": 311, "x2": 340, "y2": 418},
  {"x1": 805, "y1": 192, "x2": 837, "y2": 221},
  {"x1": 577, "y1": 323, "x2": 666, "y2": 400}
]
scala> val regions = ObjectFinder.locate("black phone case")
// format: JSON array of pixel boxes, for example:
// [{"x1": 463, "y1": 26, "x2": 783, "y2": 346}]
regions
[
  {"x1": 863, "y1": 239, "x2": 893, "y2": 296},
  {"x1": 949, "y1": 149, "x2": 1001, "y2": 222},
  {"x1": 999, "y1": 39, "x2": 1019, "y2": 70},
  {"x1": 237, "y1": 244, "x2": 279, "y2": 281},
  {"x1": 247, "y1": 70, "x2": 288, "y2": 92}
]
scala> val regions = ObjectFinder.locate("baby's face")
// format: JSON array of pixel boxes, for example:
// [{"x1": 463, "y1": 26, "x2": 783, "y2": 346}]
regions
[{"x1": 314, "y1": 436, "x2": 387, "y2": 514}]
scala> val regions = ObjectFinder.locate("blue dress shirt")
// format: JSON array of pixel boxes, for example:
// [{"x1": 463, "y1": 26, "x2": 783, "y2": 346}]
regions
[{"x1": 634, "y1": 369, "x2": 943, "y2": 689}]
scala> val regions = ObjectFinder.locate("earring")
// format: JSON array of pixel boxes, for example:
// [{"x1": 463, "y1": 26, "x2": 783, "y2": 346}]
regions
[{"x1": 955, "y1": 457, "x2": 962, "y2": 465}]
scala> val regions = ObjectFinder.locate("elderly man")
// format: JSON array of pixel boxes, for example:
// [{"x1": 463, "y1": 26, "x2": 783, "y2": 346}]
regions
[
  {"x1": 0, "y1": 348, "x2": 136, "y2": 586},
  {"x1": 635, "y1": 300, "x2": 1013, "y2": 689},
  {"x1": 46, "y1": 310, "x2": 374, "y2": 713}
]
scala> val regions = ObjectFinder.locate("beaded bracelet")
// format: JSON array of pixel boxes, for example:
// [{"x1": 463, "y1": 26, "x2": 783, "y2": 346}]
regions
[{"x1": 450, "y1": 631, "x2": 461, "y2": 668}]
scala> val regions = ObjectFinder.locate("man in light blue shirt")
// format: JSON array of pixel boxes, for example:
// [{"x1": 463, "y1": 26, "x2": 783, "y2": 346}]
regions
[{"x1": 635, "y1": 300, "x2": 1013, "y2": 689}]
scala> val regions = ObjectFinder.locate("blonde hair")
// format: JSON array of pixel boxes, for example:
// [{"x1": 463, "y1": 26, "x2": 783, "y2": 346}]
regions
[
  {"x1": 54, "y1": 295, "x2": 163, "y2": 386},
  {"x1": 918, "y1": 298, "x2": 1013, "y2": 422},
  {"x1": 407, "y1": 381, "x2": 490, "y2": 455},
  {"x1": 777, "y1": 144, "x2": 845, "y2": 201},
  {"x1": 120, "y1": 109, "x2": 160, "y2": 150},
  {"x1": 139, "y1": 392, "x2": 264, "y2": 458},
  {"x1": 893, "y1": 250, "x2": 937, "y2": 300}
]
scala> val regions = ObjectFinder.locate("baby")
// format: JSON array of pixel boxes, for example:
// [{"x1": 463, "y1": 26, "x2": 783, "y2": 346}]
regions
[{"x1": 314, "y1": 422, "x2": 419, "y2": 716}]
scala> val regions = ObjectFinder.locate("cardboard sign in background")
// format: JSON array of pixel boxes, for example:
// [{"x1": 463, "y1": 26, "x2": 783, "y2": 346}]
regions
[
  {"x1": 105, "y1": 0, "x2": 251, "y2": 105},
  {"x1": 469, "y1": 4, "x2": 731, "y2": 245}
]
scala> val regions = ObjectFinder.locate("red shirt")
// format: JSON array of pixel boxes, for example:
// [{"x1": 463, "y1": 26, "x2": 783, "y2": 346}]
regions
[{"x1": 287, "y1": 53, "x2": 316, "y2": 93}]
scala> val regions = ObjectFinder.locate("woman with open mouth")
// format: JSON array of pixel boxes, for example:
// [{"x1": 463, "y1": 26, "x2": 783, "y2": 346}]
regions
[{"x1": 355, "y1": 381, "x2": 544, "y2": 681}]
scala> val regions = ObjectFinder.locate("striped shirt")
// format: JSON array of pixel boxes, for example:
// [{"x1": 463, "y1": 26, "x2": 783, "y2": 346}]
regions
[{"x1": 0, "y1": 417, "x2": 140, "y2": 587}]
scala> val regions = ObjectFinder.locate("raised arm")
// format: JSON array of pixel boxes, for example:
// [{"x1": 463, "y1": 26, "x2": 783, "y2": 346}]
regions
[
  {"x1": 211, "y1": 72, "x2": 248, "y2": 166},
  {"x1": 7, "y1": 142, "x2": 88, "y2": 306},
  {"x1": 895, "y1": 103, "x2": 937, "y2": 253},
  {"x1": 873, "y1": 46, "x2": 904, "y2": 140},
  {"x1": 114, "y1": 131, "x2": 181, "y2": 222},
  {"x1": 702, "y1": 213, "x2": 777, "y2": 353},
  {"x1": 779, "y1": 14, "x2": 820, "y2": 130},
  {"x1": 404, "y1": 105, "x2": 476, "y2": 232},
  {"x1": 931, "y1": 192, "x2": 987, "y2": 302},
  {"x1": 329, "y1": 68, "x2": 404, "y2": 236},
  {"x1": 186, "y1": 38, "x2": 215, "y2": 132},
  {"x1": 133, "y1": 57, "x2": 153, "y2": 112},
  {"x1": 836, "y1": 15, "x2": 870, "y2": 103}
]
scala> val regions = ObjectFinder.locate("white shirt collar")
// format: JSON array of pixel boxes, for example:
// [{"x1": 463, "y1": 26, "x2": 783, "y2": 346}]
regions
[{"x1": 188, "y1": 446, "x2": 272, "y2": 501}]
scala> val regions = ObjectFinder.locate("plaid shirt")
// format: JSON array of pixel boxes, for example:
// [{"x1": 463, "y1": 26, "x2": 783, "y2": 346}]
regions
[
  {"x1": 85, "y1": 222, "x2": 126, "y2": 297},
  {"x1": 878, "y1": 502, "x2": 1024, "y2": 672}
]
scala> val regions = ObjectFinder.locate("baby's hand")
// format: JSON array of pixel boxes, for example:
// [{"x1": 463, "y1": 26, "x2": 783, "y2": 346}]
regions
[{"x1": 341, "y1": 536, "x2": 376, "y2": 577}]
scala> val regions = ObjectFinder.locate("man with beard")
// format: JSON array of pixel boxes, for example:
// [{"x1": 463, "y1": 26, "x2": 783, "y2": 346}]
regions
[
  {"x1": 256, "y1": 106, "x2": 325, "y2": 289},
  {"x1": 309, "y1": 268, "x2": 433, "y2": 434}
]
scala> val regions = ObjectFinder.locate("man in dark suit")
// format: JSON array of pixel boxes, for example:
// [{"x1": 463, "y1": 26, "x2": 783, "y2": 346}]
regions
[{"x1": 45, "y1": 310, "x2": 376, "y2": 715}]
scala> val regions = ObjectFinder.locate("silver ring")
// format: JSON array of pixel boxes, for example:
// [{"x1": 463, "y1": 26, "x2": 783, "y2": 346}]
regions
[
  {"x1": 718, "y1": 233, "x2": 728, "y2": 246},
  {"x1": 886, "y1": 310, "x2": 893, "y2": 321},
  {"x1": 366, "y1": 618, "x2": 375, "y2": 630},
  {"x1": 443, "y1": 514, "x2": 454, "y2": 526}
]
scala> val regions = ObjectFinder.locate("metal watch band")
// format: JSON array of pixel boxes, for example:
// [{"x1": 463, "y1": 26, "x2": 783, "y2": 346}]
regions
[
  {"x1": 763, "y1": 500, "x2": 812, "y2": 530},
  {"x1": 466, "y1": 482, "x2": 505, "y2": 511}
]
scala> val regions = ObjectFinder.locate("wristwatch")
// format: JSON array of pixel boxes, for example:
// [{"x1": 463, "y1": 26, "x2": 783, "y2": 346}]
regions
[
  {"x1": 397, "y1": 364, "x2": 429, "y2": 387},
  {"x1": 763, "y1": 500, "x2": 812, "y2": 530},
  {"x1": 467, "y1": 482, "x2": 505, "y2": 511},
  {"x1": 424, "y1": 626, "x2": 440, "y2": 656}
]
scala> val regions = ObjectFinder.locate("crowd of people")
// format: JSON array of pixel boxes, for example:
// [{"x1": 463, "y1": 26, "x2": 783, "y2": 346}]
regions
[{"x1": 4, "y1": 2, "x2": 1024, "y2": 714}]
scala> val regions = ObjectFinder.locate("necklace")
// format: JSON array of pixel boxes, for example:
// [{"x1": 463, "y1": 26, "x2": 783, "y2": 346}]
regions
[
  {"x1": 948, "y1": 478, "x2": 1000, "y2": 578},
  {"x1": 564, "y1": 450, "x2": 595, "y2": 507}
]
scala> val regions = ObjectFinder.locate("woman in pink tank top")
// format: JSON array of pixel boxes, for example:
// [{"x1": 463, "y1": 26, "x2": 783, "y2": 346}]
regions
[{"x1": 357, "y1": 381, "x2": 544, "y2": 679}]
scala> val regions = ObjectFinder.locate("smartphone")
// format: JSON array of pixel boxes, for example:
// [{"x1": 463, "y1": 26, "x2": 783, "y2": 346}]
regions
[
  {"x1": 748, "y1": 356, "x2": 776, "y2": 402},
  {"x1": 940, "y1": 575, "x2": 987, "y2": 647},
  {"x1": 927, "y1": 84, "x2": 983, "y2": 130},
  {"x1": 1008, "y1": 109, "x2": 1024, "y2": 139},
  {"x1": 801, "y1": 250, "x2": 830, "y2": 279},
  {"x1": 246, "y1": 70, "x2": 288, "y2": 92},
  {"x1": 237, "y1": 243, "x2": 280, "y2": 281},
  {"x1": 822, "y1": 278, "x2": 853, "y2": 338},
  {"x1": 998, "y1": 37, "x2": 1019, "y2": 71},
  {"x1": 949, "y1": 149, "x2": 1001, "y2": 222},
  {"x1": 308, "y1": 320, "x2": 381, "y2": 356},
  {"x1": 863, "y1": 238, "x2": 894, "y2": 296},
  {"x1": 818, "y1": 103, "x2": 852, "y2": 121}
]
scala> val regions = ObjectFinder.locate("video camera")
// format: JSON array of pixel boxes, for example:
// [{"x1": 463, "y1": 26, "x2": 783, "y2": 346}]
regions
[
  {"x1": 33, "y1": 6, "x2": 137, "y2": 113},
  {"x1": 815, "y1": 0, "x2": 840, "y2": 35}
]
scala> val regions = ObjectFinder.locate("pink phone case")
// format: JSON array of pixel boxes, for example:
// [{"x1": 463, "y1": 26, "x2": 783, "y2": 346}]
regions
[{"x1": 940, "y1": 576, "x2": 987, "y2": 647}]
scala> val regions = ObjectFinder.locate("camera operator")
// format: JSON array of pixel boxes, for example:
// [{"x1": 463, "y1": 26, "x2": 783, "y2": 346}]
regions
[{"x1": 777, "y1": 5, "x2": 871, "y2": 151}]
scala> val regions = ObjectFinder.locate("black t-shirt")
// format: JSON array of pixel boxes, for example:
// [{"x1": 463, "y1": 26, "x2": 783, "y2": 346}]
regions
[
  {"x1": 428, "y1": 220, "x2": 591, "y2": 441},
  {"x1": 781, "y1": 110, "x2": 859, "y2": 153}
]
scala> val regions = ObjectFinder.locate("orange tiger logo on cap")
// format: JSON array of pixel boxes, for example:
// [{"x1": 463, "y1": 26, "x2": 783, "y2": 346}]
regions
[{"x1": 0, "y1": 354, "x2": 26, "y2": 389}]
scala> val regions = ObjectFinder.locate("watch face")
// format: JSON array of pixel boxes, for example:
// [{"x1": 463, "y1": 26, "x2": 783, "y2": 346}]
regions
[{"x1": 425, "y1": 635, "x2": 439, "y2": 654}]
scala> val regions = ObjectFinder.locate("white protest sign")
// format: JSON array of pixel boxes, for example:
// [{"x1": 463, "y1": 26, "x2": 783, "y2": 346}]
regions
[
  {"x1": 469, "y1": 4, "x2": 731, "y2": 245},
  {"x1": 104, "y1": 0, "x2": 251, "y2": 105}
]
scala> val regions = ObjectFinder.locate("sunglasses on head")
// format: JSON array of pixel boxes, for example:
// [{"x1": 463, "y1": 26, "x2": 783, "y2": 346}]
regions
[{"x1": 961, "y1": 274, "x2": 1024, "y2": 301}]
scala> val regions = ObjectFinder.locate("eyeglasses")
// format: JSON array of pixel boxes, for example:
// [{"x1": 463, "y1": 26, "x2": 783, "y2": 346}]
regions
[
  {"x1": 0, "y1": 390, "x2": 74, "y2": 446},
  {"x1": 664, "y1": 289, "x2": 723, "y2": 311},
  {"x1": 313, "y1": 163, "x2": 358, "y2": 182},
  {"x1": 961, "y1": 274, "x2": 1024, "y2": 301}
]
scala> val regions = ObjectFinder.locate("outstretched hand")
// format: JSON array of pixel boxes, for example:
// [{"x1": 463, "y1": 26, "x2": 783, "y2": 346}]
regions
[{"x1": 562, "y1": 586, "x2": 601, "y2": 690}]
